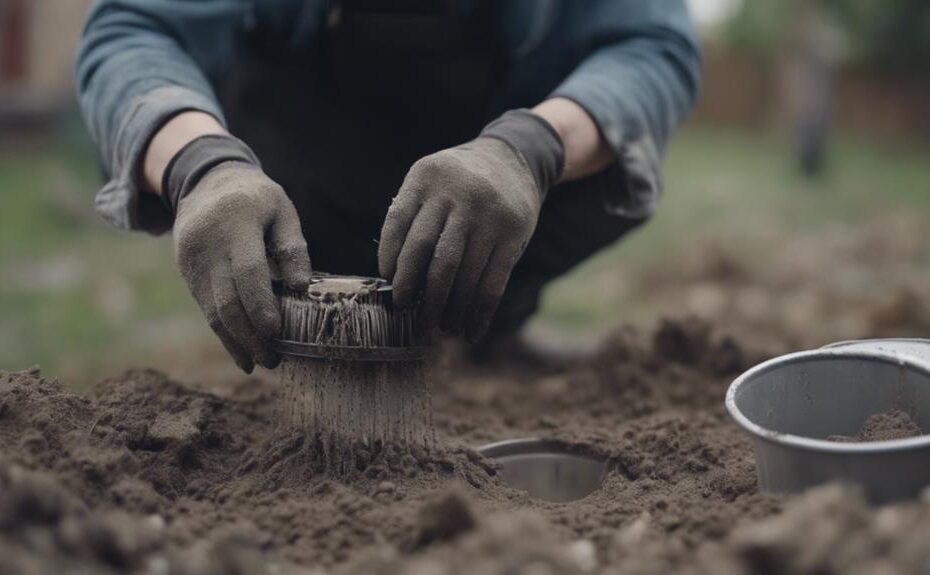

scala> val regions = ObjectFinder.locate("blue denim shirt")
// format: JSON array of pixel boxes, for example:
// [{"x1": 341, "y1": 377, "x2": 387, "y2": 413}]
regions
[{"x1": 76, "y1": 0, "x2": 700, "y2": 233}]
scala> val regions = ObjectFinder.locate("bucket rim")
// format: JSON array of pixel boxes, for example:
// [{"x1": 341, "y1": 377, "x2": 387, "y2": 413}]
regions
[{"x1": 725, "y1": 347, "x2": 930, "y2": 454}]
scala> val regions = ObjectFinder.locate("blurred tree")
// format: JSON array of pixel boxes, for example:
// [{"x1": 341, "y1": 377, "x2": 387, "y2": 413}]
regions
[
  {"x1": 723, "y1": 1, "x2": 792, "y2": 55},
  {"x1": 829, "y1": 0, "x2": 930, "y2": 71},
  {"x1": 724, "y1": 0, "x2": 930, "y2": 71}
]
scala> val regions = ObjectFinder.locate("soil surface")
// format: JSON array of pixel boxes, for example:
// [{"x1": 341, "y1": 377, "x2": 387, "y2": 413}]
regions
[
  {"x1": 3, "y1": 317, "x2": 930, "y2": 574},
  {"x1": 829, "y1": 409, "x2": 924, "y2": 443}
]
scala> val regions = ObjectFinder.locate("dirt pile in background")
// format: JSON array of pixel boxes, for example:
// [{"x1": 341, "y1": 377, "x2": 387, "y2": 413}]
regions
[
  {"x1": 633, "y1": 213, "x2": 930, "y2": 352},
  {"x1": 1, "y1": 317, "x2": 928, "y2": 573}
]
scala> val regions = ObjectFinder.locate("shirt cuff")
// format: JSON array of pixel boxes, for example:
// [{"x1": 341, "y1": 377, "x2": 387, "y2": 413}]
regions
[
  {"x1": 94, "y1": 85, "x2": 226, "y2": 235},
  {"x1": 547, "y1": 92, "x2": 662, "y2": 220}
]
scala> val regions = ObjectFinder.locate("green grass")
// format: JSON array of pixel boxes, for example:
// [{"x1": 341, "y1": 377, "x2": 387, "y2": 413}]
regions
[
  {"x1": 1, "y1": 119, "x2": 929, "y2": 386},
  {"x1": 0, "y1": 121, "x2": 199, "y2": 384}
]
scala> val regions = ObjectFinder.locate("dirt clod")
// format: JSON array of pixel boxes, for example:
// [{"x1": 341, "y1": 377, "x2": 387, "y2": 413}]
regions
[
  {"x1": 412, "y1": 489, "x2": 477, "y2": 550},
  {"x1": 829, "y1": 409, "x2": 923, "y2": 442}
]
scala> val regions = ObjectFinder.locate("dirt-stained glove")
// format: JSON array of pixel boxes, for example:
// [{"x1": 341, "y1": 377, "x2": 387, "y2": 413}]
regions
[
  {"x1": 379, "y1": 109, "x2": 564, "y2": 341},
  {"x1": 166, "y1": 135, "x2": 311, "y2": 373}
]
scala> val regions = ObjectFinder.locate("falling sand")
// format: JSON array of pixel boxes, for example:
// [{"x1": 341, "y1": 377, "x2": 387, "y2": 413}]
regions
[{"x1": 277, "y1": 278, "x2": 434, "y2": 473}]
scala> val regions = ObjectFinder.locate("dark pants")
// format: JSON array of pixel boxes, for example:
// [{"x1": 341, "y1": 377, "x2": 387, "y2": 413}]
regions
[{"x1": 488, "y1": 176, "x2": 645, "y2": 334}]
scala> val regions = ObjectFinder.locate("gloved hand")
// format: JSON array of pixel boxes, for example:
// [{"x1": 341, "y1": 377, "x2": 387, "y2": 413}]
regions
[
  {"x1": 379, "y1": 109, "x2": 564, "y2": 341},
  {"x1": 166, "y1": 135, "x2": 311, "y2": 372}
]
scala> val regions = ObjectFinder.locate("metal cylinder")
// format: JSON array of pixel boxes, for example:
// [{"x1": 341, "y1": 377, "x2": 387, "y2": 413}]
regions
[
  {"x1": 478, "y1": 438, "x2": 608, "y2": 503},
  {"x1": 726, "y1": 340, "x2": 930, "y2": 504}
]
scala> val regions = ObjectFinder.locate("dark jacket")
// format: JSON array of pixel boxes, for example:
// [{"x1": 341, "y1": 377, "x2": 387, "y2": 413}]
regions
[{"x1": 76, "y1": 0, "x2": 700, "y2": 233}]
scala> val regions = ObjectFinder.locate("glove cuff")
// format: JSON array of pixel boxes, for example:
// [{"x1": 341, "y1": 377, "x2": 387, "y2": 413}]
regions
[
  {"x1": 162, "y1": 134, "x2": 261, "y2": 215},
  {"x1": 479, "y1": 109, "x2": 565, "y2": 197}
]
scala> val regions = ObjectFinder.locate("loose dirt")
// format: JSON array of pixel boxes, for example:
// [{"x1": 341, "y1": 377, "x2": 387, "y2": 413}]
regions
[
  {"x1": 829, "y1": 409, "x2": 924, "y2": 443},
  {"x1": 3, "y1": 317, "x2": 930, "y2": 574}
]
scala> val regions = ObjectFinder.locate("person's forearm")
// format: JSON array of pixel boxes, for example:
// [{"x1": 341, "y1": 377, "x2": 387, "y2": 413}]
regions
[
  {"x1": 532, "y1": 98, "x2": 613, "y2": 183},
  {"x1": 142, "y1": 111, "x2": 227, "y2": 195}
]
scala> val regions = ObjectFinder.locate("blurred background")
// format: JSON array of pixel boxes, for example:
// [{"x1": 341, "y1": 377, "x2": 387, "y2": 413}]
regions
[{"x1": 1, "y1": 0, "x2": 928, "y2": 389}]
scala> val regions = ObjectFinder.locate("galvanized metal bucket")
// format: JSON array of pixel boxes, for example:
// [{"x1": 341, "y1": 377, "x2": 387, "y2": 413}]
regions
[{"x1": 726, "y1": 339, "x2": 930, "y2": 504}]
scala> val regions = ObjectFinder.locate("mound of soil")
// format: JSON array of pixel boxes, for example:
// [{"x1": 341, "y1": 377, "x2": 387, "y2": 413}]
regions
[
  {"x1": 2, "y1": 317, "x2": 927, "y2": 573},
  {"x1": 830, "y1": 409, "x2": 924, "y2": 443}
]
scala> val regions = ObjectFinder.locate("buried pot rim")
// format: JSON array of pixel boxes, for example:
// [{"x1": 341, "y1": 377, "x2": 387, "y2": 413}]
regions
[
  {"x1": 725, "y1": 347, "x2": 930, "y2": 454},
  {"x1": 477, "y1": 437, "x2": 606, "y2": 461}
]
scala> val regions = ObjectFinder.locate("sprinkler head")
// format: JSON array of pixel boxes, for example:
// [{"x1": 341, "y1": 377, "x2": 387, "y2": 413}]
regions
[
  {"x1": 478, "y1": 438, "x2": 608, "y2": 503},
  {"x1": 727, "y1": 339, "x2": 930, "y2": 504}
]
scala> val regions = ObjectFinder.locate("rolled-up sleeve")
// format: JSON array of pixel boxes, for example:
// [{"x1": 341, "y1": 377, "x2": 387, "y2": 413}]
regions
[
  {"x1": 75, "y1": 0, "x2": 251, "y2": 233},
  {"x1": 551, "y1": 0, "x2": 700, "y2": 219}
]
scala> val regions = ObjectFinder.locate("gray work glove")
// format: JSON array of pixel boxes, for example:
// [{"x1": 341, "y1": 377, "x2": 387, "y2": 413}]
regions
[
  {"x1": 379, "y1": 109, "x2": 564, "y2": 341},
  {"x1": 166, "y1": 135, "x2": 311, "y2": 373}
]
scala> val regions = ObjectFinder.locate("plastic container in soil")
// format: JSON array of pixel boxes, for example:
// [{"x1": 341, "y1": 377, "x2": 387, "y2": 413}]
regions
[
  {"x1": 726, "y1": 339, "x2": 930, "y2": 504},
  {"x1": 478, "y1": 439, "x2": 608, "y2": 503}
]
